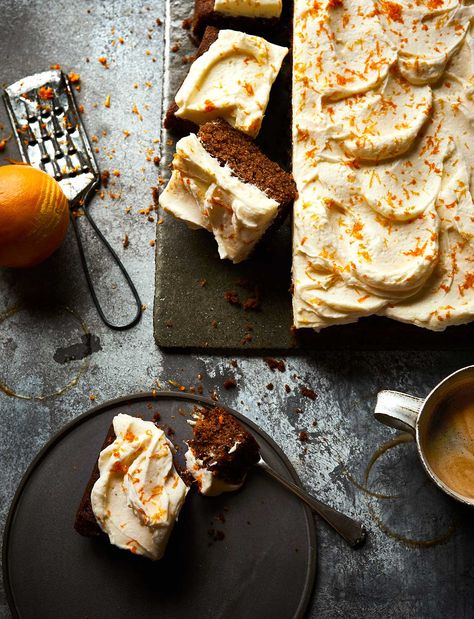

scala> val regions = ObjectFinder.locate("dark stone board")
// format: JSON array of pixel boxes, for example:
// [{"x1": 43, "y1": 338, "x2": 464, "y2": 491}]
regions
[{"x1": 153, "y1": 1, "x2": 474, "y2": 351}]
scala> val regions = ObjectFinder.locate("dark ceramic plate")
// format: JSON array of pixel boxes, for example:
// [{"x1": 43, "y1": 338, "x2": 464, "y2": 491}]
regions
[{"x1": 3, "y1": 392, "x2": 316, "y2": 619}]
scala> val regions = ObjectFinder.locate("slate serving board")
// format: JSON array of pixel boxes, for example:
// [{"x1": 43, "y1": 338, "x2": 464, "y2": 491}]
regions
[{"x1": 153, "y1": 0, "x2": 474, "y2": 350}]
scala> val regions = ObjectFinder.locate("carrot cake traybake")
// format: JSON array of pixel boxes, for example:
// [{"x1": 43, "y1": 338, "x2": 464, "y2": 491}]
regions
[{"x1": 292, "y1": 0, "x2": 474, "y2": 331}]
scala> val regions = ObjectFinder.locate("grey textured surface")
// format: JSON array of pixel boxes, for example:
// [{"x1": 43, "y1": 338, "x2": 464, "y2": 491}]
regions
[{"x1": 1, "y1": 1, "x2": 474, "y2": 618}]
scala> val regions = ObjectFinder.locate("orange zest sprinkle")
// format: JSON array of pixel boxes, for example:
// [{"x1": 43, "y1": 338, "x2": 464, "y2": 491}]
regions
[
  {"x1": 38, "y1": 86, "x2": 54, "y2": 100},
  {"x1": 204, "y1": 99, "x2": 216, "y2": 112}
]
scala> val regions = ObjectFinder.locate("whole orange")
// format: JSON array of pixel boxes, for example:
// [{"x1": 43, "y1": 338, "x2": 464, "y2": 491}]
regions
[{"x1": 0, "y1": 165, "x2": 69, "y2": 268}]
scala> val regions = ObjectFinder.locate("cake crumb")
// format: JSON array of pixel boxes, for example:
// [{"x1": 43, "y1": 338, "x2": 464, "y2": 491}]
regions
[
  {"x1": 298, "y1": 431, "x2": 309, "y2": 443},
  {"x1": 122, "y1": 234, "x2": 129, "y2": 248},
  {"x1": 224, "y1": 290, "x2": 240, "y2": 306},
  {"x1": 101, "y1": 170, "x2": 110, "y2": 187},
  {"x1": 151, "y1": 186, "x2": 160, "y2": 208},
  {"x1": 264, "y1": 357, "x2": 286, "y2": 372},
  {"x1": 243, "y1": 295, "x2": 260, "y2": 311},
  {"x1": 223, "y1": 378, "x2": 237, "y2": 390},
  {"x1": 300, "y1": 386, "x2": 317, "y2": 400},
  {"x1": 285, "y1": 384, "x2": 291, "y2": 393},
  {"x1": 266, "y1": 383, "x2": 274, "y2": 391}
]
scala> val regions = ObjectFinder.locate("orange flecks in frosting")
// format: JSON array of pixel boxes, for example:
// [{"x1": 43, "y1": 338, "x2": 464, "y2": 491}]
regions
[
  {"x1": 351, "y1": 221, "x2": 364, "y2": 240},
  {"x1": 243, "y1": 82, "x2": 254, "y2": 96},
  {"x1": 459, "y1": 273, "x2": 474, "y2": 296},
  {"x1": 379, "y1": 1, "x2": 403, "y2": 23},
  {"x1": 204, "y1": 100, "x2": 216, "y2": 112},
  {"x1": 403, "y1": 241, "x2": 428, "y2": 257},
  {"x1": 111, "y1": 461, "x2": 129, "y2": 474}
]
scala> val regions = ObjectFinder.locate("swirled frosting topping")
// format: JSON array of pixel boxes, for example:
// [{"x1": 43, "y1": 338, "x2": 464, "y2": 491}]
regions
[
  {"x1": 293, "y1": 0, "x2": 474, "y2": 331},
  {"x1": 175, "y1": 30, "x2": 287, "y2": 137},
  {"x1": 91, "y1": 415, "x2": 188, "y2": 560}
]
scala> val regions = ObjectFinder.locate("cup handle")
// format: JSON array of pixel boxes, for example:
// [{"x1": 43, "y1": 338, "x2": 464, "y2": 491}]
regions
[{"x1": 374, "y1": 390, "x2": 424, "y2": 435}]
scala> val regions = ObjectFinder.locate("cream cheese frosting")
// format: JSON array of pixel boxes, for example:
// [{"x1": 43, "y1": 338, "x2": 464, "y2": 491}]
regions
[
  {"x1": 214, "y1": 0, "x2": 282, "y2": 18},
  {"x1": 292, "y1": 0, "x2": 474, "y2": 331},
  {"x1": 91, "y1": 414, "x2": 188, "y2": 560},
  {"x1": 159, "y1": 133, "x2": 279, "y2": 263},
  {"x1": 174, "y1": 30, "x2": 288, "y2": 137}
]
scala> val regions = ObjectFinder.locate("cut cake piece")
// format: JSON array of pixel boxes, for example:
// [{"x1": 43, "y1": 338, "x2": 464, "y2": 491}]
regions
[
  {"x1": 74, "y1": 414, "x2": 188, "y2": 561},
  {"x1": 191, "y1": 0, "x2": 282, "y2": 40},
  {"x1": 185, "y1": 406, "x2": 260, "y2": 496},
  {"x1": 159, "y1": 118, "x2": 297, "y2": 263},
  {"x1": 164, "y1": 27, "x2": 288, "y2": 138}
]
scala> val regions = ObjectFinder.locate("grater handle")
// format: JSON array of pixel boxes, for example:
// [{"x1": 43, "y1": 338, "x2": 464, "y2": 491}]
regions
[{"x1": 71, "y1": 210, "x2": 142, "y2": 331}]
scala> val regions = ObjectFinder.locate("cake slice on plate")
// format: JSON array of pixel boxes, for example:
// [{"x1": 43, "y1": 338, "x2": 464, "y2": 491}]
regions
[
  {"x1": 159, "y1": 118, "x2": 296, "y2": 263},
  {"x1": 74, "y1": 414, "x2": 188, "y2": 560},
  {"x1": 185, "y1": 407, "x2": 260, "y2": 496},
  {"x1": 164, "y1": 26, "x2": 287, "y2": 137}
]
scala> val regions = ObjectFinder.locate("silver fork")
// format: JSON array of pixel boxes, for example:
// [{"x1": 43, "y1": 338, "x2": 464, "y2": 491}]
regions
[
  {"x1": 3, "y1": 70, "x2": 142, "y2": 331},
  {"x1": 257, "y1": 456, "x2": 367, "y2": 548}
]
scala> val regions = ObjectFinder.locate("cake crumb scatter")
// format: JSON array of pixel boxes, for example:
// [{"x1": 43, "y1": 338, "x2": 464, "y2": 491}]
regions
[
  {"x1": 300, "y1": 386, "x2": 317, "y2": 400},
  {"x1": 223, "y1": 378, "x2": 237, "y2": 390},
  {"x1": 264, "y1": 357, "x2": 286, "y2": 372}
]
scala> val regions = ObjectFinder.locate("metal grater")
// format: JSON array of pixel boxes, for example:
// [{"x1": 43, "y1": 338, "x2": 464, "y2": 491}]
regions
[{"x1": 3, "y1": 70, "x2": 142, "y2": 330}]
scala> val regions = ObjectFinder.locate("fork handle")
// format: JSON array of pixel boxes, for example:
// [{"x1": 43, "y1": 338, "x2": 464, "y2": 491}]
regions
[
  {"x1": 71, "y1": 210, "x2": 142, "y2": 331},
  {"x1": 258, "y1": 459, "x2": 367, "y2": 548}
]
